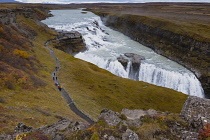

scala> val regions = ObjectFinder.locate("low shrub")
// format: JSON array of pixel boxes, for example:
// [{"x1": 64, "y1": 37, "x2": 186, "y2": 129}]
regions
[
  {"x1": 5, "y1": 81, "x2": 15, "y2": 90},
  {"x1": 30, "y1": 75, "x2": 47, "y2": 87},
  {"x1": 198, "y1": 124, "x2": 210, "y2": 140},
  {"x1": 0, "y1": 97, "x2": 6, "y2": 103},
  {"x1": 22, "y1": 131, "x2": 51, "y2": 140}
]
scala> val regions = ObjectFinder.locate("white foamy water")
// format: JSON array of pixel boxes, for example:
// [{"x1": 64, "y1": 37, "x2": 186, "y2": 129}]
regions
[{"x1": 42, "y1": 9, "x2": 204, "y2": 98}]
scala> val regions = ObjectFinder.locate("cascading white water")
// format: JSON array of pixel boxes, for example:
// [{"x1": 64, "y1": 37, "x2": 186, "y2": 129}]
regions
[
  {"x1": 138, "y1": 63, "x2": 204, "y2": 97},
  {"x1": 42, "y1": 9, "x2": 205, "y2": 98}
]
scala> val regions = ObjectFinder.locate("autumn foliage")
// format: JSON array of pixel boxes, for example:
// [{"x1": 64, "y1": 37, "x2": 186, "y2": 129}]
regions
[
  {"x1": 198, "y1": 124, "x2": 210, "y2": 140},
  {"x1": 0, "y1": 9, "x2": 47, "y2": 90},
  {"x1": 13, "y1": 49, "x2": 29, "y2": 58}
]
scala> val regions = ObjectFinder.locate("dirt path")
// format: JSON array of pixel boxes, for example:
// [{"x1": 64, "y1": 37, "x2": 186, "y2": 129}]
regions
[{"x1": 45, "y1": 41, "x2": 94, "y2": 125}]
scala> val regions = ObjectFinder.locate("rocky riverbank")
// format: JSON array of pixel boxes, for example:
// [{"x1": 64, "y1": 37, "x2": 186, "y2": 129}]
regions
[{"x1": 87, "y1": 3, "x2": 210, "y2": 97}]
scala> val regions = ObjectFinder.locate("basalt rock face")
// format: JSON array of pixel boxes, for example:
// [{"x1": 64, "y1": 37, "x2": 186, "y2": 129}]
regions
[
  {"x1": 98, "y1": 14, "x2": 210, "y2": 97},
  {"x1": 0, "y1": 7, "x2": 50, "y2": 25},
  {"x1": 0, "y1": 7, "x2": 51, "y2": 40},
  {"x1": 117, "y1": 53, "x2": 145, "y2": 80},
  {"x1": 0, "y1": 9, "x2": 16, "y2": 25},
  {"x1": 54, "y1": 31, "x2": 86, "y2": 55},
  {"x1": 181, "y1": 96, "x2": 210, "y2": 131}
]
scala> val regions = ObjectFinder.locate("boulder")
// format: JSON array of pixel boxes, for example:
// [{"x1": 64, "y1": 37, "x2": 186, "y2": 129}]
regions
[
  {"x1": 122, "y1": 108, "x2": 158, "y2": 120},
  {"x1": 124, "y1": 53, "x2": 145, "y2": 64},
  {"x1": 117, "y1": 53, "x2": 145, "y2": 70},
  {"x1": 99, "y1": 108, "x2": 122, "y2": 126},
  {"x1": 13, "y1": 122, "x2": 34, "y2": 135},
  {"x1": 126, "y1": 119, "x2": 142, "y2": 128},
  {"x1": 58, "y1": 31, "x2": 82, "y2": 39},
  {"x1": 121, "y1": 109, "x2": 158, "y2": 128},
  {"x1": 117, "y1": 53, "x2": 145, "y2": 80},
  {"x1": 108, "y1": 136, "x2": 116, "y2": 140},
  {"x1": 181, "y1": 131, "x2": 199, "y2": 140},
  {"x1": 117, "y1": 55, "x2": 129, "y2": 69},
  {"x1": 122, "y1": 129, "x2": 139, "y2": 140},
  {"x1": 180, "y1": 96, "x2": 210, "y2": 130}
]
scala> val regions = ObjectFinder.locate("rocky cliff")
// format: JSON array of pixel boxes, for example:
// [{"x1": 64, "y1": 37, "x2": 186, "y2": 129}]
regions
[
  {"x1": 0, "y1": 7, "x2": 50, "y2": 25},
  {"x1": 93, "y1": 13, "x2": 210, "y2": 97},
  {"x1": 117, "y1": 53, "x2": 145, "y2": 80},
  {"x1": 52, "y1": 31, "x2": 86, "y2": 55},
  {"x1": 181, "y1": 96, "x2": 210, "y2": 131}
]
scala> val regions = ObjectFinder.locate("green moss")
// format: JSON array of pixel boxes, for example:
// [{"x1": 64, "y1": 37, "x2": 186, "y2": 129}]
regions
[{"x1": 90, "y1": 133, "x2": 100, "y2": 140}]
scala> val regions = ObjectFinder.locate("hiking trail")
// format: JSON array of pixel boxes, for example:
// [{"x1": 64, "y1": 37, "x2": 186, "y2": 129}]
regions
[{"x1": 45, "y1": 41, "x2": 94, "y2": 125}]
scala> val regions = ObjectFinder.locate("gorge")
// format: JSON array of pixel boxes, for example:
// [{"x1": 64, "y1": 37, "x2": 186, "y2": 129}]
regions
[
  {"x1": 1, "y1": 3, "x2": 210, "y2": 139},
  {"x1": 42, "y1": 9, "x2": 205, "y2": 98},
  {"x1": 87, "y1": 3, "x2": 210, "y2": 97}
]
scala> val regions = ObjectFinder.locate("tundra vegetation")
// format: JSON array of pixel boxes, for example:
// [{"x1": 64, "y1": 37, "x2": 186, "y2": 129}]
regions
[{"x1": 2, "y1": 3, "x2": 207, "y2": 139}]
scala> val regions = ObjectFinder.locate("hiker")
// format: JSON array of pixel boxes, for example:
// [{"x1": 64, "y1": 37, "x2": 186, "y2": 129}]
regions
[
  {"x1": 54, "y1": 73, "x2": 56, "y2": 76},
  {"x1": 58, "y1": 85, "x2": 62, "y2": 91},
  {"x1": 55, "y1": 77, "x2": 57, "y2": 80},
  {"x1": 56, "y1": 66, "x2": 59, "y2": 71},
  {"x1": 53, "y1": 77, "x2": 55, "y2": 80}
]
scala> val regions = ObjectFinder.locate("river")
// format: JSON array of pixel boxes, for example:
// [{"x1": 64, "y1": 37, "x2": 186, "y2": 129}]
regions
[{"x1": 42, "y1": 9, "x2": 204, "y2": 98}]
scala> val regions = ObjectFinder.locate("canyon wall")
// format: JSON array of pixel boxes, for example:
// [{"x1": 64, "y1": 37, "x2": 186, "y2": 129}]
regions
[{"x1": 95, "y1": 13, "x2": 210, "y2": 97}]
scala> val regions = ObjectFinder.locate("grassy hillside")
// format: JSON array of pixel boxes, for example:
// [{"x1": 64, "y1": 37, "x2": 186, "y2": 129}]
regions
[
  {"x1": 53, "y1": 47, "x2": 188, "y2": 120},
  {"x1": 0, "y1": 7, "x2": 82, "y2": 134}
]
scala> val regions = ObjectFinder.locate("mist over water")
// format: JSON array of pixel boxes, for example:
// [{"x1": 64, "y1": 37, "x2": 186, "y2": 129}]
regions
[{"x1": 42, "y1": 9, "x2": 204, "y2": 98}]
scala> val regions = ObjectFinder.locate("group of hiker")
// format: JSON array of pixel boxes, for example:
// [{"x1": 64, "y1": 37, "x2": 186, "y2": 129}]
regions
[
  {"x1": 55, "y1": 82, "x2": 62, "y2": 91},
  {"x1": 53, "y1": 66, "x2": 62, "y2": 91},
  {"x1": 55, "y1": 66, "x2": 59, "y2": 71}
]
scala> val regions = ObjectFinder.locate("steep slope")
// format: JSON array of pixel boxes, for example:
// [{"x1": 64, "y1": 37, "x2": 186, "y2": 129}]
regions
[{"x1": 0, "y1": 6, "x2": 82, "y2": 134}]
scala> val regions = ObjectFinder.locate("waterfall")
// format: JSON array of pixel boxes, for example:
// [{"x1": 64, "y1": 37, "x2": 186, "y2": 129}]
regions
[
  {"x1": 138, "y1": 63, "x2": 204, "y2": 97},
  {"x1": 42, "y1": 9, "x2": 205, "y2": 98},
  {"x1": 76, "y1": 52, "x2": 204, "y2": 98},
  {"x1": 75, "y1": 53, "x2": 129, "y2": 78}
]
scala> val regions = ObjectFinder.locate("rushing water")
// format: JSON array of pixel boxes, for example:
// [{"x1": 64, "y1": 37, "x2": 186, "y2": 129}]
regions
[{"x1": 42, "y1": 9, "x2": 204, "y2": 98}]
